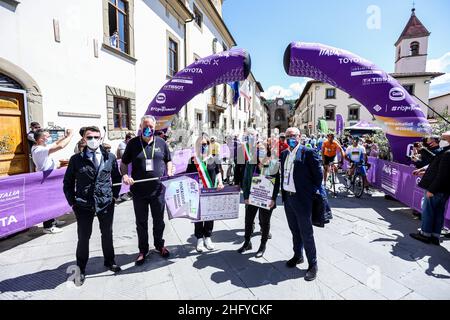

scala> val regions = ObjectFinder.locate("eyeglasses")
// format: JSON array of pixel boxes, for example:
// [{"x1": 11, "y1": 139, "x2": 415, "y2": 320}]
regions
[
  {"x1": 86, "y1": 136, "x2": 100, "y2": 140},
  {"x1": 285, "y1": 135, "x2": 298, "y2": 139}
]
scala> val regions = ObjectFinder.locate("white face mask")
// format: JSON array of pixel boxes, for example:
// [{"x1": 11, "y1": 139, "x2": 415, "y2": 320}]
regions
[
  {"x1": 86, "y1": 138, "x2": 101, "y2": 150},
  {"x1": 439, "y1": 140, "x2": 450, "y2": 149}
]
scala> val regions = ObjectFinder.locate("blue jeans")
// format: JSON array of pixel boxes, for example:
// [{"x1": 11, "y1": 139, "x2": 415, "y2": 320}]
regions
[
  {"x1": 421, "y1": 193, "x2": 449, "y2": 237},
  {"x1": 284, "y1": 193, "x2": 317, "y2": 266}
]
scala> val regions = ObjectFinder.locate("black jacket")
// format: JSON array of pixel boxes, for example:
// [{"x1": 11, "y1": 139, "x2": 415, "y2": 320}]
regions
[
  {"x1": 63, "y1": 146, "x2": 122, "y2": 212},
  {"x1": 280, "y1": 146, "x2": 323, "y2": 202},
  {"x1": 418, "y1": 146, "x2": 450, "y2": 195}
]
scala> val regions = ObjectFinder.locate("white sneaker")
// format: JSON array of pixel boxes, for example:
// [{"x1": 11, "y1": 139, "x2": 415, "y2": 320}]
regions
[
  {"x1": 196, "y1": 238, "x2": 206, "y2": 253},
  {"x1": 43, "y1": 226, "x2": 63, "y2": 234},
  {"x1": 204, "y1": 237, "x2": 215, "y2": 250}
]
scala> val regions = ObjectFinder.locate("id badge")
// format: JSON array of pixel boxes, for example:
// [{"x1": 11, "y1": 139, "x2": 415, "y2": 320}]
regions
[{"x1": 145, "y1": 159, "x2": 154, "y2": 172}]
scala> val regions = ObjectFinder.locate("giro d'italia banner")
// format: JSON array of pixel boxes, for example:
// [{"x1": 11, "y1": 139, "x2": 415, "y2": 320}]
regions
[
  {"x1": 284, "y1": 42, "x2": 431, "y2": 163},
  {"x1": 145, "y1": 48, "x2": 251, "y2": 131}
]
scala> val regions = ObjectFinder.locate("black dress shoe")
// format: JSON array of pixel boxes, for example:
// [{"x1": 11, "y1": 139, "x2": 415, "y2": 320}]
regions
[
  {"x1": 286, "y1": 255, "x2": 304, "y2": 268},
  {"x1": 410, "y1": 232, "x2": 431, "y2": 244},
  {"x1": 105, "y1": 263, "x2": 122, "y2": 273},
  {"x1": 268, "y1": 233, "x2": 272, "y2": 240},
  {"x1": 430, "y1": 236, "x2": 441, "y2": 246},
  {"x1": 255, "y1": 243, "x2": 266, "y2": 258},
  {"x1": 305, "y1": 264, "x2": 318, "y2": 281},
  {"x1": 135, "y1": 253, "x2": 147, "y2": 266},
  {"x1": 237, "y1": 241, "x2": 252, "y2": 254}
]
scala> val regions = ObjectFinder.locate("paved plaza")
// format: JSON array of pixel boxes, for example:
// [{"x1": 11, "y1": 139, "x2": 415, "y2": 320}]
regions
[{"x1": 0, "y1": 186, "x2": 449, "y2": 300}]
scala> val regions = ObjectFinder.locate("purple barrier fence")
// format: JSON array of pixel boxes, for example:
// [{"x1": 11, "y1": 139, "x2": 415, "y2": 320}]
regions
[{"x1": 364, "y1": 157, "x2": 450, "y2": 228}]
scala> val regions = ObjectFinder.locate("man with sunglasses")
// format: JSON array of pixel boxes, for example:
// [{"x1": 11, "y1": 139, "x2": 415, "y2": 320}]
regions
[{"x1": 63, "y1": 126, "x2": 122, "y2": 286}]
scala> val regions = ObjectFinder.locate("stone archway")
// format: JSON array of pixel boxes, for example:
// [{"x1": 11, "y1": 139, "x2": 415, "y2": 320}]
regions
[{"x1": 0, "y1": 57, "x2": 43, "y2": 125}]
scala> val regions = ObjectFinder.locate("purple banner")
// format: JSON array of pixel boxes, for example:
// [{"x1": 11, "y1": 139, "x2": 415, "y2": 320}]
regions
[
  {"x1": 0, "y1": 169, "x2": 72, "y2": 238},
  {"x1": 335, "y1": 114, "x2": 344, "y2": 136},
  {"x1": 284, "y1": 42, "x2": 431, "y2": 164},
  {"x1": 146, "y1": 48, "x2": 251, "y2": 131},
  {"x1": 364, "y1": 157, "x2": 450, "y2": 228}
]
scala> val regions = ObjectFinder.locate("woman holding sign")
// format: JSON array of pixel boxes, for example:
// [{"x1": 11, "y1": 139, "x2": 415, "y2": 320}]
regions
[
  {"x1": 238, "y1": 141, "x2": 280, "y2": 258},
  {"x1": 186, "y1": 134, "x2": 224, "y2": 253}
]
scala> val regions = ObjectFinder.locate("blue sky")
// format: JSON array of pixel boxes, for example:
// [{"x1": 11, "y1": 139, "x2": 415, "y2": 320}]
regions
[{"x1": 222, "y1": 0, "x2": 450, "y2": 99}]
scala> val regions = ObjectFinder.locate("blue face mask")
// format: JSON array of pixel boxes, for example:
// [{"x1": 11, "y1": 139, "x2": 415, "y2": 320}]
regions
[
  {"x1": 143, "y1": 127, "x2": 154, "y2": 138},
  {"x1": 287, "y1": 138, "x2": 298, "y2": 148}
]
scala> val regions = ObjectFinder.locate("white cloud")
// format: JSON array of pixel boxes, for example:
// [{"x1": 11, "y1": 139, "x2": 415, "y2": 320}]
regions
[
  {"x1": 261, "y1": 81, "x2": 307, "y2": 100},
  {"x1": 427, "y1": 52, "x2": 450, "y2": 97},
  {"x1": 427, "y1": 52, "x2": 450, "y2": 73}
]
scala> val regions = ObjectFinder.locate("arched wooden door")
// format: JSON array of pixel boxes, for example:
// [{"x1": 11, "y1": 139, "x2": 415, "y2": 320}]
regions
[{"x1": 0, "y1": 90, "x2": 29, "y2": 176}]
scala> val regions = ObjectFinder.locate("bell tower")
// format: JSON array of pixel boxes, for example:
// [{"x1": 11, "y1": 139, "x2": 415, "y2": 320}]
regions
[{"x1": 394, "y1": 7, "x2": 430, "y2": 73}]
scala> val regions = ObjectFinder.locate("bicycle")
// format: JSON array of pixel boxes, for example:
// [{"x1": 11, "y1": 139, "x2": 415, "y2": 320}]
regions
[{"x1": 343, "y1": 162, "x2": 368, "y2": 198}]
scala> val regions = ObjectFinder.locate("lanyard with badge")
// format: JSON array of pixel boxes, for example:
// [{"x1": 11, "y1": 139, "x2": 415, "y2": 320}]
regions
[{"x1": 141, "y1": 138, "x2": 155, "y2": 172}]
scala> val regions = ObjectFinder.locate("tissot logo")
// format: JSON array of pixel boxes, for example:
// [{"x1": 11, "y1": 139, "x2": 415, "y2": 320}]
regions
[
  {"x1": 156, "y1": 93, "x2": 166, "y2": 104},
  {"x1": 389, "y1": 87, "x2": 406, "y2": 101}
]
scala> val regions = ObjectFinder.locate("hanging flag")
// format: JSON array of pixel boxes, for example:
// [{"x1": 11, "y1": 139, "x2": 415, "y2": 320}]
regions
[
  {"x1": 229, "y1": 81, "x2": 240, "y2": 105},
  {"x1": 318, "y1": 119, "x2": 329, "y2": 134},
  {"x1": 239, "y1": 79, "x2": 252, "y2": 103},
  {"x1": 335, "y1": 114, "x2": 344, "y2": 136},
  {"x1": 193, "y1": 157, "x2": 214, "y2": 188}
]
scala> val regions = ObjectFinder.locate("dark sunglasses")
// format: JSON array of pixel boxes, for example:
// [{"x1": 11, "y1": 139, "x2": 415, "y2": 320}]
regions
[{"x1": 86, "y1": 136, "x2": 100, "y2": 140}]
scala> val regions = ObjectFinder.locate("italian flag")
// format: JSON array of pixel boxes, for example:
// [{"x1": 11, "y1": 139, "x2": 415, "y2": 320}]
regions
[
  {"x1": 194, "y1": 156, "x2": 214, "y2": 189},
  {"x1": 242, "y1": 142, "x2": 252, "y2": 162}
]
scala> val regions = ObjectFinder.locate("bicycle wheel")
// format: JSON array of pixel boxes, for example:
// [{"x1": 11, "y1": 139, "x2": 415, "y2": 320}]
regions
[
  {"x1": 354, "y1": 173, "x2": 364, "y2": 198},
  {"x1": 330, "y1": 169, "x2": 337, "y2": 196}
]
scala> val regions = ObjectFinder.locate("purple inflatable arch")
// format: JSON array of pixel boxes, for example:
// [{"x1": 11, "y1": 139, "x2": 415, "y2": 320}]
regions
[
  {"x1": 146, "y1": 48, "x2": 251, "y2": 131},
  {"x1": 284, "y1": 42, "x2": 431, "y2": 164}
]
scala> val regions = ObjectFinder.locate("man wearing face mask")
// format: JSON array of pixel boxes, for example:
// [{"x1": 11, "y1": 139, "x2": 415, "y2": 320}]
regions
[
  {"x1": 32, "y1": 128, "x2": 74, "y2": 234},
  {"x1": 410, "y1": 132, "x2": 450, "y2": 245},
  {"x1": 121, "y1": 115, "x2": 174, "y2": 265},
  {"x1": 280, "y1": 128, "x2": 323, "y2": 281},
  {"x1": 418, "y1": 135, "x2": 442, "y2": 168},
  {"x1": 63, "y1": 126, "x2": 122, "y2": 286}
]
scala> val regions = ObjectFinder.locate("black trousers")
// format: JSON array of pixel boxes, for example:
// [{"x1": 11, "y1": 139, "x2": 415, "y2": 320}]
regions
[
  {"x1": 74, "y1": 204, "x2": 115, "y2": 273},
  {"x1": 132, "y1": 191, "x2": 165, "y2": 254},
  {"x1": 234, "y1": 164, "x2": 246, "y2": 187},
  {"x1": 43, "y1": 219, "x2": 55, "y2": 229},
  {"x1": 244, "y1": 204, "x2": 273, "y2": 243},
  {"x1": 284, "y1": 193, "x2": 317, "y2": 266},
  {"x1": 194, "y1": 221, "x2": 214, "y2": 239}
]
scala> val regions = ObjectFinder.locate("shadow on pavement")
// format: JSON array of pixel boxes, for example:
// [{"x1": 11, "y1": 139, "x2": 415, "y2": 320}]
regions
[
  {"x1": 192, "y1": 249, "x2": 306, "y2": 288},
  {"x1": 328, "y1": 187, "x2": 450, "y2": 279}
]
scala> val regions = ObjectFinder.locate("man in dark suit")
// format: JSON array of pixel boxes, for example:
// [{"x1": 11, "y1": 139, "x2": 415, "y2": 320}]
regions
[
  {"x1": 411, "y1": 131, "x2": 450, "y2": 245},
  {"x1": 280, "y1": 127, "x2": 323, "y2": 281},
  {"x1": 63, "y1": 126, "x2": 122, "y2": 286}
]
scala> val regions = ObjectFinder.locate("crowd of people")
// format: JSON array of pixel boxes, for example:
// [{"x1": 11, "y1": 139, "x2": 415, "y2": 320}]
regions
[{"x1": 23, "y1": 117, "x2": 450, "y2": 287}]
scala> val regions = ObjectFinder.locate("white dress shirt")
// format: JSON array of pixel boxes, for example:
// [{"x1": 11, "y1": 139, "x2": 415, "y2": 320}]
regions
[
  {"x1": 87, "y1": 148, "x2": 102, "y2": 168},
  {"x1": 283, "y1": 144, "x2": 300, "y2": 193}
]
